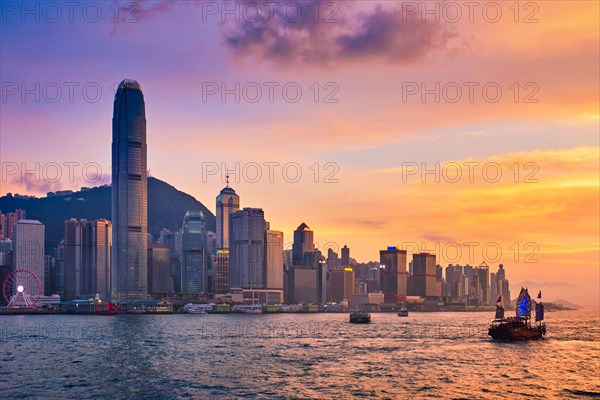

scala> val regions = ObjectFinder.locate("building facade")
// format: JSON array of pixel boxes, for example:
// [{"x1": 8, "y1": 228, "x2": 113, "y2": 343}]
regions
[
  {"x1": 212, "y1": 249, "x2": 230, "y2": 293},
  {"x1": 12, "y1": 219, "x2": 45, "y2": 292},
  {"x1": 380, "y1": 246, "x2": 407, "y2": 303},
  {"x1": 412, "y1": 252, "x2": 437, "y2": 298},
  {"x1": 330, "y1": 267, "x2": 355, "y2": 302},
  {"x1": 265, "y1": 229, "x2": 284, "y2": 290},
  {"x1": 230, "y1": 208, "x2": 266, "y2": 289},
  {"x1": 181, "y1": 211, "x2": 208, "y2": 296},
  {"x1": 148, "y1": 244, "x2": 171, "y2": 296}
]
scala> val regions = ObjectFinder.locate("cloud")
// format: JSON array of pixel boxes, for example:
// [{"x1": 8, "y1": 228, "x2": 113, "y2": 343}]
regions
[
  {"x1": 223, "y1": 2, "x2": 460, "y2": 65},
  {"x1": 422, "y1": 233, "x2": 456, "y2": 243},
  {"x1": 517, "y1": 281, "x2": 580, "y2": 289},
  {"x1": 3, "y1": 172, "x2": 111, "y2": 197}
]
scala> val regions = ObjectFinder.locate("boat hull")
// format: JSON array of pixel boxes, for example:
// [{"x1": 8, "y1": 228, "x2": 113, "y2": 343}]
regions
[
  {"x1": 349, "y1": 313, "x2": 371, "y2": 323},
  {"x1": 488, "y1": 323, "x2": 546, "y2": 341}
]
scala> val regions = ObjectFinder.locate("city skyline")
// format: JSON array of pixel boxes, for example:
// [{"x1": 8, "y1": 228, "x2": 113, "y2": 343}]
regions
[
  {"x1": 1, "y1": 2, "x2": 598, "y2": 399},
  {"x1": 1, "y1": 2, "x2": 598, "y2": 307}
]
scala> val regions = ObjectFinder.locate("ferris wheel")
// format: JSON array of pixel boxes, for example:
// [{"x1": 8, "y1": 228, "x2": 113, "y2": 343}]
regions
[{"x1": 2, "y1": 269, "x2": 42, "y2": 308}]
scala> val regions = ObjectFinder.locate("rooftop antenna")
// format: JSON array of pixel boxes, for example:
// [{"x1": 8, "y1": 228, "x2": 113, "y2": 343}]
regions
[{"x1": 226, "y1": 174, "x2": 230, "y2": 187}]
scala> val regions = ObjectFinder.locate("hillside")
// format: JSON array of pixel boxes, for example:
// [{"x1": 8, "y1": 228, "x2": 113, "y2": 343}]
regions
[{"x1": 0, "y1": 177, "x2": 215, "y2": 252}]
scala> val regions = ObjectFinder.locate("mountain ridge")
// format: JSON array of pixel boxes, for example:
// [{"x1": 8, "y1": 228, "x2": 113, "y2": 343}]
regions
[{"x1": 0, "y1": 177, "x2": 215, "y2": 252}]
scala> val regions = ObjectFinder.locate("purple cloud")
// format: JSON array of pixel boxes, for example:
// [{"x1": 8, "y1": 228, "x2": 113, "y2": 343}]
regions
[{"x1": 223, "y1": 2, "x2": 459, "y2": 65}]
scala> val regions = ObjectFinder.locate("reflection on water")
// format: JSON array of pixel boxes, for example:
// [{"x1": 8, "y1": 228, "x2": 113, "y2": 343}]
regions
[{"x1": 1, "y1": 310, "x2": 599, "y2": 399}]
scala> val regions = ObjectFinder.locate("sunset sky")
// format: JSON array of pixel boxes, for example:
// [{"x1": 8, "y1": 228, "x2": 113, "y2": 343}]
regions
[{"x1": 1, "y1": 1, "x2": 598, "y2": 306}]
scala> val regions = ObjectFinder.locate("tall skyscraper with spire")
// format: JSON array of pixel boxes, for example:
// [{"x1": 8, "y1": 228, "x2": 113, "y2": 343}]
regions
[
  {"x1": 111, "y1": 79, "x2": 148, "y2": 302},
  {"x1": 216, "y1": 175, "x2": 240, "y2": 249}
]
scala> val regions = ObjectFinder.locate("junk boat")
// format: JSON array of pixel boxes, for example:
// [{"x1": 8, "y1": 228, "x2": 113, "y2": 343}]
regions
[
  {"x1": 488, "y1": 289, "x2": 546, "y2": 341},
  {"x1": 349, "y1": 311, "x2": 371, "y2": 324}
]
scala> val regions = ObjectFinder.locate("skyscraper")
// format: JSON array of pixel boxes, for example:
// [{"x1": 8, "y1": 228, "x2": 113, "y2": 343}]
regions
[
  {"x1": 216, "y1": 180, "x2": 239, "y2": 249},
  {"x1": 341, "y1": 245, "x2": 350, "y2": 266},
  {"x1": 181, "y1": 211, "x2": 208, "y2": 296},
  {"x1": 212, "y1": 249, "x2": 230, "y2": 293},
  {"x1": 330, "y1": 267, "x2": 355, "y2": 302},
  {"x1": 12, "y1": 219, "x2": 45, "y2": 290},
  {"x1": 497, "y1": 264, "x2": 506, "y2": 281},
  {"x1": 326, "y1": 248, "x2": 340, "y2": 270},
  {"x1": 0, "y1": 212, "x2": 6, "y2": 239},
  {"x1": 148, "y1": 244, "x2": 171, "y2": 296},
  {"x1": 412, "y1": 252, "x2": 437, "y2": 298},
  {"x1": 63, "y1": 219, "x2": 95, "y2": 300},
  {"x1": 4, "y1": 209, "x2": 26, "y2": 240},
  {"x1": 230, "y1": 208, "x2": 266, "y2": 289},
  {"x1": 380, "y1": 246, "x2": 407, "y2": 303},
  {"x1": 158, "y1": 228, "x2": 181, "y2": 295},
  {"x1": 445, "y1": 264, "x2": 464, "y2": 301},
  {"x1": 95, "y1": 219, "x2": 112, "y2": 300},
  {"x1": 476, "y1": 262, "x2": 490, "y2": 305},
  {"x1": 292, "y1": 223, "x2": 314, "y2": 267},
  {"x1": 265, "y1": 229, "x2": 284, "y2": 290},
  {"x1": 111, "y1": 79, "x2": 148, "y2": 302}
]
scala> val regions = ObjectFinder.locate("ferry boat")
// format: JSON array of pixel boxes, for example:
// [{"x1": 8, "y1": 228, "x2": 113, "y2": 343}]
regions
[
  {"x1": 397, "y1": 304, "x2": 409, "y2": 317},
  {"x1": 232, "y1": 304, "x2": 263, "y2": 314},
  {"x1": 488, "y1": 289, "x2": 546, "y2": 341},
  {"x1": 183, "y1": 303, "x2": 211, "y2": 314},
  {"x1": 349, "y1": 311, "x2": 371, "y2": 324}
]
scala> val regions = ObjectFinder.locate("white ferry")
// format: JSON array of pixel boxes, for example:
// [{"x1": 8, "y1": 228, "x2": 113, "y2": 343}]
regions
[
  {"x1": 183, "y1": 303, "x2": 212, "y2": 314},
  {"x1": 231, "y1": 304, "x2": 264, "y2": 314}
]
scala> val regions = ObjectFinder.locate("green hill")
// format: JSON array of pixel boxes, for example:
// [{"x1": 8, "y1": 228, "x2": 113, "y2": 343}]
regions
[{"x1": 0, "y1": 177, "x2": 215, "y2": 252}]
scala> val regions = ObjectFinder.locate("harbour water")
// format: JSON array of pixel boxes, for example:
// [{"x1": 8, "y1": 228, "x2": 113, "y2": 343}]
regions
[{"x1": 1, "y1": 310, "x2": 598, "y2": 399}]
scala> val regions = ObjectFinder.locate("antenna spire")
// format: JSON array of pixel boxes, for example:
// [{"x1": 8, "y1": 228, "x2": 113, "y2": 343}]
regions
[{"x1": 226, "y1": 174, "x2": 229, "y2": 187}]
